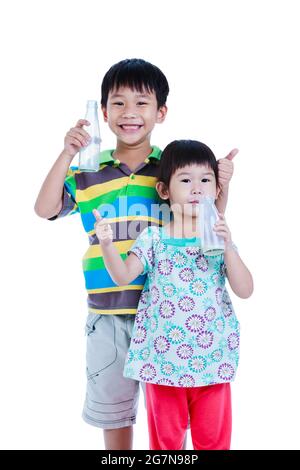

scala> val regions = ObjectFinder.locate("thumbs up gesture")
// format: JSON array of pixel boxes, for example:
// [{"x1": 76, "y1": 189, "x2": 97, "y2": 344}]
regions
[
  {"x1": 92, "y1": 209, "x2": 113, "y2": 247},
  {"x1": 217, "y1": 148, "x2": 239, "y2": 190}
]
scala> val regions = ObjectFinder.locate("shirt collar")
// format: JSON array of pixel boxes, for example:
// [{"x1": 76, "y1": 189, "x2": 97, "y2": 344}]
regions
[{"x1": 99, "y1": 146, "x2": 161, "y2": 165}]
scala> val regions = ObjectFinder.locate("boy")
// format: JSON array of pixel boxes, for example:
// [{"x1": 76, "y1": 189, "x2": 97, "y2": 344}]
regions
[{"x1": 34, "y1": 58, "x2": 237, "y2": 449}]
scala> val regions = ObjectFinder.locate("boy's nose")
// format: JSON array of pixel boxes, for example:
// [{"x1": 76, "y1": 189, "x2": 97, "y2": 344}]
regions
[{"x1": 121, "y1": 110, "x2": 138, "y2": 118}]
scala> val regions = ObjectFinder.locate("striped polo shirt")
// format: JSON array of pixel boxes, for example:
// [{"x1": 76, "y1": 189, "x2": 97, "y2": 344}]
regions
[{"x1": 52, "y1": 146, "x2": 164, "y2": 315}]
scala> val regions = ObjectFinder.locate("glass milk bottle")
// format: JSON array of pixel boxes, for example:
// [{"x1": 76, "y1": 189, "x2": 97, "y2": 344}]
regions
[
  {"x1": 199, "y1": 196, "x2": 225, "y2": 256},
  {"x1": 79, "y1": 100, "x2": 101, "y2": 172}
]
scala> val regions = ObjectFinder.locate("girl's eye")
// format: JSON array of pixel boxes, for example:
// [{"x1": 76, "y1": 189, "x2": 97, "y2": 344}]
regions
[
  {"x1": 181, "y1": 179, "x2": 191, "y2": 183},
  {"x1": 113, "y1": 102, "x2": 124, "y2": 106},
  {"x1": 202, "y1": 178, "x2": 210, "y2": 183},
  {"x1": 137, "y1": 102, "x2": 148, "y2": 105}
]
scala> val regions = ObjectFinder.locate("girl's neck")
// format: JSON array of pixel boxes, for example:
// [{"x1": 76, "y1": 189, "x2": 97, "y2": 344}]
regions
[{"x1": 165, "y1": 216, "x2": 200, "y2": 239}]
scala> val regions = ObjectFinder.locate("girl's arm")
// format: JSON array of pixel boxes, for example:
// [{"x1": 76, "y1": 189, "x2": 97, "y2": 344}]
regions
[
  {"x1": 214, "y1": 214, "x2": 253, "y2": 299},
  {"x1": 93, "y1": 209, "x2": 144, "y2": 286},
  {"x1": 223, "y1": 247, "x2": 253, "y2": 298}
]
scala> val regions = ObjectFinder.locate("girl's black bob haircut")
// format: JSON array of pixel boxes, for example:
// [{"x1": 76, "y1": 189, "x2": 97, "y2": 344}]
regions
[
  {"x1": 101, "y1": 58, "x2": 169, "y2": 109},
  {"x1": 157, "y1": 140, "x2": 219, "y2": 189}
]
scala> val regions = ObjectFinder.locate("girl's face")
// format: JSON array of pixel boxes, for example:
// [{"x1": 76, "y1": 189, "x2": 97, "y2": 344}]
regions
[{"x1": 157, "y1": 163, "x2": 220, "y2": 218}]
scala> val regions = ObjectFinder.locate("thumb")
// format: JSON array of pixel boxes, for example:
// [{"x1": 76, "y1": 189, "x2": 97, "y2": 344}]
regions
[
  {"x1": 225, "y1": 148, "x2": 239, "y2": 161},
  {"x1": 92, "y1": 209, "x2": 102, "y2": 221}
]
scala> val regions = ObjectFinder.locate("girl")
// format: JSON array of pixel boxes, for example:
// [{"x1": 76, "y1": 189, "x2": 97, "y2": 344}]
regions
[{"x1": 93, "y1": 140, "x2": 253, "y2": 450}]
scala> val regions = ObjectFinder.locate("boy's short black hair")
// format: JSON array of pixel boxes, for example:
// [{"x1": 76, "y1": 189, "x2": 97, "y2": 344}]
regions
[
  {"x1": 101, "y1": 58, "x2": 169, "y2": 109},
  {"x1": 158, "y1": 140, "x2": 219, "y2": 190}
]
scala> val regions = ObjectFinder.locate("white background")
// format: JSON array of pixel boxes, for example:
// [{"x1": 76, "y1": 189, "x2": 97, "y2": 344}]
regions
[{"x1": 0, "y1": 0, "x2": 299, "y2": 450}]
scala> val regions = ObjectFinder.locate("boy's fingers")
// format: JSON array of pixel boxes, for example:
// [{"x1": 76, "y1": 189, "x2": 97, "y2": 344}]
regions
[
  {"x1": 76, "y1": 119, "x2": 90, "y2": 127},
  {"x1": 225, "y1": 148, "x2": 239, "y2": 161},
  {"x1": 92, "y1": 209, "x2": 102, "y2": 221}
]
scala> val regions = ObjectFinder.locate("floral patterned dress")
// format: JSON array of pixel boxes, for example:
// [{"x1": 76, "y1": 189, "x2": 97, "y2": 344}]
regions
[{"x1": 123, "y1": 226, "x2": 240, "y2": 387}]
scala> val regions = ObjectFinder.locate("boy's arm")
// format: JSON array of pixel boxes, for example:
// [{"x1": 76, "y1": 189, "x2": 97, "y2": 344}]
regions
[
  {"x1": 34, "y1": 150, "x2": 75, "y2": 218},
  {"x1": 34, "y1": 119, "x2": 91, "y2": 219},
  {"x1": 93, "y1": 210, "x2": 144, "y2": 286},
  {"x1": 215, "y1": 149, "x2": 238, "y2": 214}
]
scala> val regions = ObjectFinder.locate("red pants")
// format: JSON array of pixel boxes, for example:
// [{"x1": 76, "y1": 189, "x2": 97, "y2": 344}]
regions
[{"x1": 146, "y1": 383, "x2": 232, "y2": 450}]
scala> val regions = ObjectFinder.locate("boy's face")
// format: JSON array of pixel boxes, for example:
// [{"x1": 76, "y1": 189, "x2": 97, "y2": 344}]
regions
[
  {"x1": 157, "y1": 163, "x2": 220, "y2": 219},
  {"x1": 102, "y1": 86, "x2": 167, "y2": 146}
]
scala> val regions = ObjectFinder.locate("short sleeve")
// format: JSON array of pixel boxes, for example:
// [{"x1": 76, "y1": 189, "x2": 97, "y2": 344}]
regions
[
  {"x1": 128, "y1": 226, "x2": 157, "y2": 275},
  {"x1": 48, "y1": 166, "x2": 79, "y2": 220}
]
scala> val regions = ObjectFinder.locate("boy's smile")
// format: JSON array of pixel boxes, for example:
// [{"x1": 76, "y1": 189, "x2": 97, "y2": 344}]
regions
[{"x1": 102, "y1": 86, "x2": 167, "y2": 146}]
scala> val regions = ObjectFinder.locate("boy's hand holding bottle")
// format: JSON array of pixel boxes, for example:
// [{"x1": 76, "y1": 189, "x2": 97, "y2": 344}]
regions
[
  {"x1": 63, "y1": 119, "x2": 91, "y2": 160},
  {"x1": 93, "y1": 209, "x2": 113, "y2": 247}
]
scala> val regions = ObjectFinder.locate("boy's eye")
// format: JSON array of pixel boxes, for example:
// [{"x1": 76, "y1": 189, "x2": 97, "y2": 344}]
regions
[
  {"x1": 181, "y1": 179, "x2": 191, "y2": 183},
  {"x1": 113, "y1": 102, "x2": 124, "y2": 106},
  {"x1": 202, "y1": 178, "x2": 210, "y2": 183},
  {"x1": 137, "y1": 101, "x2": 148, "y2": 105}
]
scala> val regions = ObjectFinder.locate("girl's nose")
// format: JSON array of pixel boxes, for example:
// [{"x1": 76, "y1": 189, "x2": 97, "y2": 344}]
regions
[{"x1": 192, "y1": 188, "x2": 203, "y2": 194}]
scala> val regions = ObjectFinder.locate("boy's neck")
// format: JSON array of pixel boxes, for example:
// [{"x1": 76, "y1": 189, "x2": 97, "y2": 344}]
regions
[{"x1": 113, "y1": 140, "x2": 153, "y2": 172}]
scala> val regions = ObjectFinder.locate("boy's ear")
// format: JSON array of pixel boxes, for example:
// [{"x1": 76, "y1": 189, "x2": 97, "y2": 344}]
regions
[
  {"x1": 215, "y1": 185, "x2": 221, "y2": 200},
  {"x1": 156, "y1": 105, "x2": 168, "y2": 124},
  {"x1": 101, "y1": 106, "x2": 108, "y2": 122},
  {"x1": 156, "y1": 181, "x2": 169, "y2": 199}
]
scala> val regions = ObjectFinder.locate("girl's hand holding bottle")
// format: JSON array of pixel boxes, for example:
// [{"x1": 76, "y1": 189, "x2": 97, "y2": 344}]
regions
[{"x1": 213, "y1": 213, "x2": 234, "y2": 251}]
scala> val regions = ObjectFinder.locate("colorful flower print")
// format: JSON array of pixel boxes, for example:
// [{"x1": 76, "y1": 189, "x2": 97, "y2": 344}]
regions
[
  {"x1": 202, "y1": 373, "x2": 215, "y2": 385},
  {"x1": 172, "y1": 250, "x2": 188, "y2": 267},
  {"x1": 149, "y1": 315, "x2": 159, "y2": 333},
  {"x1": 167, "y1": 325, "x2": 186, "y2": 344},
  {"x1": 176, "y1": 344, "x2": 194, "y2": 360},
  {"x1": 178, "y1": 296, "x2": 195, "y2": 312},
  {"x1": 140, "y1": 364, "x2": 157, "y2": 382},
  {"x1": 195, "y1": 254, "x2": 209, "y2": 272},
  {"x1": 179, "y1": 268, "x2": 194, "y2": 282},
  {"x1": 150, "y1": 286, "x2": 160, "y2": 304},
  {"x1": 210, "y1": 348, "x2": 223, "y2": 362},
  {"x1": 147, "y1": 247, "x2": 155, "y2": 268},
  {"x1": 196, "y1": 330, "x2": 214, "y2": 349},
  {"x1": 161, "y1": 361, "x2": 176, "y2": 376},
  {"x1": 214, "y1": 317, "x2": 225, "y2": 333},
  {"x1": 186, "y1": 247, "x2": 200, "y2": 256},
  {"x1": 178, "y1": 374, "x2": 195, "y2": 387},
  {"x1": 215, "y1": 287, "x2": 223, "y2": 305},
  {"x1": 132, "y1": 326, "x2": 147, "y2": 344},
  {"x1": 188, "y1": 355, "x2": 207, "y2": 373},
  {"x1": 190, "y1": 278, "x2": 208, "y2": 296},
  {"x1": 154, "y1": 336, "x2": 171, "y2": 354},
  {"x1": 157, "y1": 378, "x2": 175, "y2": 386},
  {"x1": 139, "y1": 347, "x2": 151, "y2": 361},
  {"x1": 163, "y1": 283, "x2": 177, "y2": 297},
  {"x1": 222, "y1": 302, "x2": 233, "y2": 318},
  {"x1": 140, "y1": 289, "x2": 150, "y2": 305},
  {"x1": 227, "y1": 332, "x2": 239, "y2": 351},
  {"x1": 158, "y1": 259, "x2": 173, "y2": 275},
  {"x1": 204, "y1": 306, "x2": 217, "y2": 322},
  {"x1": 159, "y1": 300, "x2": 176, "y2": 319},
  {"x1": 218, "y1": 363, "x2": 235, "y2": 381},
  {"x1": 185, "y1": 314, "x2": 205, "y2": 333}
]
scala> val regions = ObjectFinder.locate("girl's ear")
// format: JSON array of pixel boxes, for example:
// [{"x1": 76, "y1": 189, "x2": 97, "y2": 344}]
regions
[
  {"x1": 215, "y1": 185, "x2": 221, "y2": 200},
  {"x1": 101, "y1": 106, "x2": 108, "y2": 122},
  {"x1": 156, "y1": 181, "x2": 169, "y2": 200}
]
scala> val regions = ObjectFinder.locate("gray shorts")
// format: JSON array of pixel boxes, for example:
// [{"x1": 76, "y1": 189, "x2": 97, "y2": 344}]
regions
[{"x1": 82, "y1": 313, "x2": 140, "y2": 430}]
